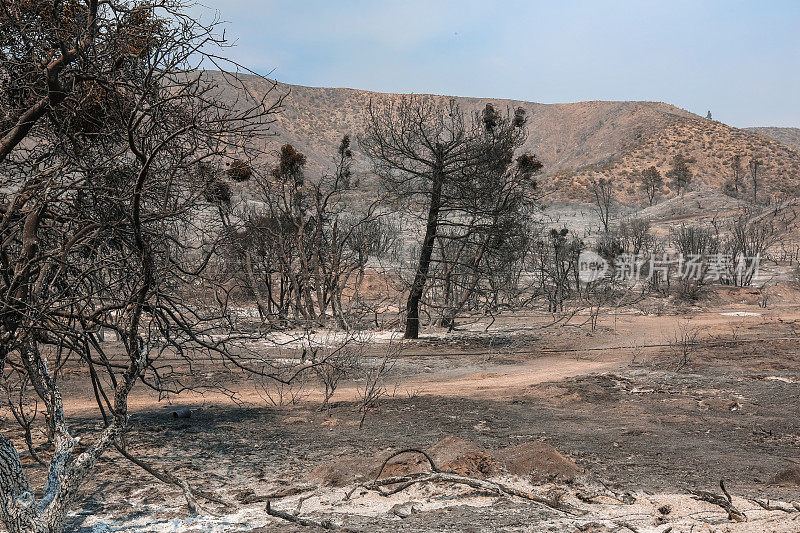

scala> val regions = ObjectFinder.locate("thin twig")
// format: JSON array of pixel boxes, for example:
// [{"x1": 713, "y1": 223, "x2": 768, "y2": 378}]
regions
[
  {"x1": 265, "y1": 501, "x2": 359, "y2": 532},
  {"x1": 115, "y1": 444, "x2": 231, "y2": 515}
]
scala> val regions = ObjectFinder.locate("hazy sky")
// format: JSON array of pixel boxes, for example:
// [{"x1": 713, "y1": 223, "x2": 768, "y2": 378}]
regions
[{"x1": 195, "y1": 1, "x2": 800, "y2": 128}]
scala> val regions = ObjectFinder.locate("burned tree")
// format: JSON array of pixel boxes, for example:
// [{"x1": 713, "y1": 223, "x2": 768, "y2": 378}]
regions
[
  {"x1": 361, "y1": 98, "x2": 540, "y2": 338},
  {"x1": 725, "y1": 154, "x2": 744, "y2": 196},
  {"x1": 432, "y1": 205, "x2": 536, "y2": 329},
  {"x1": 429, "y1": 144, "x2": 543, "y2": 329},
  {"x1": 670, "y1": 224, "x2": 720, "y2": 299},
  {"x1": 640, "y1": 166, "x2": 663, "y2": 206},
  {"x1": 0, "y1": 2, "x2": 283, "y2": 531},
  {"x1": 530, "y1": 227, "x2": 583, "y2": 312},
  {"x1": 748, "y1": 157, "x2": 761, "y2": 205},
  {"x1": 589, "y1": 177, "x2": 615, "y2": 232},
  {"x1": 225, "y1": 137, "x2": 391, "y2": 329},
  {"x1": 666, "y1": 153, "x2": 693, "y2": 194},
  {"x1": 722, "y1": 208, "x2": 777, "y2": 287}
]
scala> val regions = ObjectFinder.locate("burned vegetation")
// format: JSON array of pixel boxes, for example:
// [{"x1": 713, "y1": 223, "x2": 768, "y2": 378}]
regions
[{"x1": 2, "y1": 2, "x2": 800, "y2": 533}]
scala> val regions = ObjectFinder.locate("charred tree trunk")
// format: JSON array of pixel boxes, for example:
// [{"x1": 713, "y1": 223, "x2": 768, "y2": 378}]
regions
[
  {"x1": 405, "y1": 171, "x2": 443, "y2": 339},
  {"x1": 0, "y1": 344, "x2": 139, "y2": 533},
  {"x1": 244, "y1": 250, "x2": 278, "y2": 328}
]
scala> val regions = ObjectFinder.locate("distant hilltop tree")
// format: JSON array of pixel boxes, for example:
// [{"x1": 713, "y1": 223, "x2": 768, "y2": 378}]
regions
[{"x1": 706, "y1": 110, "x2": 712, "y2": 120}]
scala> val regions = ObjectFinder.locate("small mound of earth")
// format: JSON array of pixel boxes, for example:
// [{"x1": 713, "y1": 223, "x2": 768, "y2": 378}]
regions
[
  {"x1": 770, "y1": 463, "x2": 800, "y2": 486},
  {"x1": 308, "y1": 436, "x2": 580, "y2": 488},
  {"x1": 308, "y1": 456, "x2": 377, "y2": 487},
  {"x1": 429, "y1": 436, "x2": 500, "y2": 477},
  {"x1": 495, "y1": 441, "x2": 581, "y2": 482},
  {"x1": 712, "y1": 285, "x2": 764, "y2": 305},
  {"x1": 368, "y1": 436, "x2": 501, "y2": 479}
]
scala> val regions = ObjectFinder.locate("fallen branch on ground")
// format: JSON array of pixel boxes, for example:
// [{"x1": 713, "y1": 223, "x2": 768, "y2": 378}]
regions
[
  {"x1": 365, "y1": 471, "x2": 580, "y2": 514},
  {"x1": 576, "y1": 490, "x2": 635, "y2": 505},
  {"x1": 115, "y1": 443, "x2": 232, "y2": 516},
  {"x1": 613, "y1": 520, "x2": 641, "y2": 533},
  {"x1": 576, "y1": 480, "x2": 637, "y2": 505},
  {"x1": 750, "y1": 499, "x2": 800, "y2": 513},
  {"x1": 362, "y1": 448, "x2": 582, "y2": 515},
  {"x1": 691, "y1": 480, "x2": 746, "y2": 522},
  {"x1": 374, "y1": 448, "x2": 437, "y2": 479},
  {"x1": 264, "y1": 485, "x2": 317, "y2": 499},
  {"x1": 265, "y1": 501, "x2": 359, "y2": 532}
]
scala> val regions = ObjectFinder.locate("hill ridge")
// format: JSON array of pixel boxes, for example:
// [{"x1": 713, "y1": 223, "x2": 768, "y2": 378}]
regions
[{"x1": 210, "y1": 72, "x2": 800, "y2": 203}]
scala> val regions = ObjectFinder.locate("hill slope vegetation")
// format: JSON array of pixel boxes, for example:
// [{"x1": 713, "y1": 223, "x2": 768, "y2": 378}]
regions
[{"x1": 218, "y1": 73, "x2": 800, "y2": 204}]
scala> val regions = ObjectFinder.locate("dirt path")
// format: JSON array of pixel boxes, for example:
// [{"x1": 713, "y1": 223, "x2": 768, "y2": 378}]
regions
[
  {"x1": 389, "y1": 355, "x2": 624, "y2": 399},
  {"x1": 59, "y1": 307, "x2": 800, "y2": 415}
]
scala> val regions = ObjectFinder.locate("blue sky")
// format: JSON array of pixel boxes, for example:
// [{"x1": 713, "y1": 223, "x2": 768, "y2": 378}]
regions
[{"x1": 195, "y1": 1, "x2": 800, "y2": 128}]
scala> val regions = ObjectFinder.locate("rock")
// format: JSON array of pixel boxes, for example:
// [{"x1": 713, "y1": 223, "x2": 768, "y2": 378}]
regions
[
  {"x1": 235, "y1": 489, "x2": 268, "y2": 504},
  {"x1": 770, "y1": 462, "x2": 800, "y2": 486},
  {"x1": 698, "y1": 398, "x2": 745, "y2": 412},
  {"x1": 576, "y1": 522, "x2": 616, "y2": 532},
  {"x1": 390, "y1": 501, "x2": 421, "y2": 518},
  {"x1": 171, "y1": 407, "x2": 192, "y2": 419}
]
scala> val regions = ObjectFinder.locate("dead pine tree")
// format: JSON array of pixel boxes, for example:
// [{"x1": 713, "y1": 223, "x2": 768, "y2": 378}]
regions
[{"x1": 361, "y1": 98, "x2": 541, "y2": 338}]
